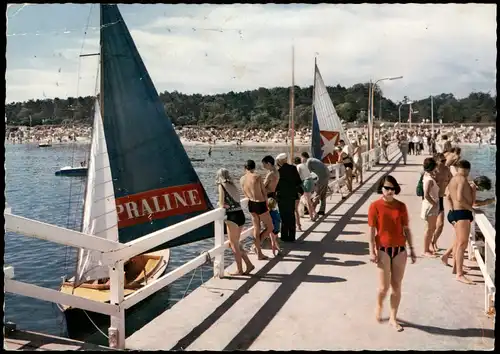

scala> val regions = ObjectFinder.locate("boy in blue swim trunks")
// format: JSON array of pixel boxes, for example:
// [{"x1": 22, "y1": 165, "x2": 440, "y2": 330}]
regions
[{"x1": 267, "y1": 198, "x2": 283, "y2": 256}]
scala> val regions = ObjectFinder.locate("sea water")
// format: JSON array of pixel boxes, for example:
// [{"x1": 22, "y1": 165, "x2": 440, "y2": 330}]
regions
[{"x1": 4, "y1": 142, "x2": 496, "y2": 344}]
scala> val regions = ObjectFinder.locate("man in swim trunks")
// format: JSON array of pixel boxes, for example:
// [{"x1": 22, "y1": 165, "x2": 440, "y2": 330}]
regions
[
  {"x1": 261, "y1": 155, "x2": 279, "y2": 198},
  {"x1": 441, "y1": 160, "x2": 475, "y2": 285},
  {"x1": 431, "y1": 153, "x2": 453, "y2": 252},
  {"x1": 240, "y1": 160, "x2": 273, "y2": 260}
]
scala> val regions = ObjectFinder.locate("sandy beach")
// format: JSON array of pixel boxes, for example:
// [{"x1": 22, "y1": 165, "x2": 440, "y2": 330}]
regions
[{"x1": 5, "y1": 124, "x2": 496, "y2": 149}]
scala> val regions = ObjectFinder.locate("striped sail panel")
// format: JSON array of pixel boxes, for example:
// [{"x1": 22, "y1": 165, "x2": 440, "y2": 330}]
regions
[
  {"x1": 100, "y1": 5, "x2": 213, "y2": 250},
  {"x1": 76, "y1": 101, "x2": 118, "y2": 283},
  {"x1": 311, "y1": 64, "x2": 352, "y2": 163}
]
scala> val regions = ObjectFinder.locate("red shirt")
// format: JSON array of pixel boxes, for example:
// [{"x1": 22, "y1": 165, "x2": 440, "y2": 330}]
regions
[{"x1": 368, "y1": 198, "x2": 409, "y2": 247}]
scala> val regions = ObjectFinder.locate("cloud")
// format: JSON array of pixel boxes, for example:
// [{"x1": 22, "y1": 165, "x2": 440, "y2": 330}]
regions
[{"x1": 5, "y1": 3, "x2": 497, "y2": 103}]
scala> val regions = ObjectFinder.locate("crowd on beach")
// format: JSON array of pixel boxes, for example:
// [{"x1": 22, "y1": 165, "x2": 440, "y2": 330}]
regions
[
  {"x1": 5, "y1": 123, "x2": 495, "y2": 148},
  {"x1": 6, "y1": 125, "x2": 91, "y2": 145},
  {"x1": 215, "y1": 129, "x2": 494, "y2": 333}
]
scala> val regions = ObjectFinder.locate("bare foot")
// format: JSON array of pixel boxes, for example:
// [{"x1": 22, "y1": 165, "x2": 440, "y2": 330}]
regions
[
  {"x1": 243, "y1": 264, "x2": 255, "y2": 275},
  {"x1": 227, "y1": 270, "x2": 244, "y2": 276},
  {"x1": 422, "y1": 252, "x2": 437, "y2": 258},
  {"x1": 258, "y1": 254, "x2": 269, "y2": 260},
  {"x1": 456, "y1": 275, "x2": 475, "y2": 285},
  {"x1": 375, "y1": 306, "x2": 382, "y2": 323},
  {"x1": 440, "y1": 255, "x2": 451, "y2": 267},
  {"x1": 297, "y1": 224, "x2": 302, "y2": 232},
  {"x1": 389, "y1": 319, "x2": 404, "y2": 332}
]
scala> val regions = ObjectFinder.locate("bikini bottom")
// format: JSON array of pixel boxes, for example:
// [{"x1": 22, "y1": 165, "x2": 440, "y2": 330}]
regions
[{"x1": 379, "y1": 246, "x2": 406, "y2": 264}]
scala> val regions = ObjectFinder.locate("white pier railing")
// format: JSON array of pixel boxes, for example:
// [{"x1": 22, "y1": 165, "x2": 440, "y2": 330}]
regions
[
  {"x1": 4, "y1": 145, "x2": 389, "y2": 349},
  {"x1": 468, "y1": 213, "x2": 496, "y2": 315}
]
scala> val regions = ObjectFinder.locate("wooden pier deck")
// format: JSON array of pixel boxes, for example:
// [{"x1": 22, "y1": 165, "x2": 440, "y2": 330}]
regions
[
  {"x1": 3, "y1": 330, "x2": 114, "y2": 351},
  {"x1": 126, "y1": 152, "x2": 491, "y2": 350}
]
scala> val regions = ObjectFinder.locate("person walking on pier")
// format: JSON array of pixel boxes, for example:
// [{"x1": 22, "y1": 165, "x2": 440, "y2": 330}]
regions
[
  {"x1": 420, "y1": 158, "x2": 440, "y2": 257},
  {"x1": 351, "y1": 140, "x2": 363, "y2": 184},
  {"x1": 368, "y1": 175, "x2": 417, "y2": 332},
  {"x1": 442, "y1": 160, "x2": 475, "y2": 285},
  {"x1": 431, "y1": 153, "x2": 453, "y2": 252},
  {"x1": 397, "y1": 134, "x2": 409, "y2": 165},
  {"x1": 275, "y1": 153, "x2": 303, "y2": 243},
  {"x1": 295, "y1": 156, "x2": 316, "y2": 221},
  {"x1": 217, "y1": 168, "x2": 255, "y2": 275},
  {"x1": 240, "y1": 160, "x2": 273, "y2": 260},
  {"x1": 301, "y1": 151, "x2": 330, "y2": 218}
]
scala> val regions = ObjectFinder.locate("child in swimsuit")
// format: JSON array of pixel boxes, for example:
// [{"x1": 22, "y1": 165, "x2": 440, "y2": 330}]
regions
[{"x1": 267, "y1": 198, "x2": 282, "y2": 256}]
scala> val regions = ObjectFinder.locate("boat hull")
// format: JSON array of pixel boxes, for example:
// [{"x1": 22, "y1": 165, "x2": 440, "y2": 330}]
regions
[
  {"x1": 58, "y1": 249, "x2": 170, "y2": 341},
  {"x1": 55, "y1": 167, "x2": 88, "y2": 177}
]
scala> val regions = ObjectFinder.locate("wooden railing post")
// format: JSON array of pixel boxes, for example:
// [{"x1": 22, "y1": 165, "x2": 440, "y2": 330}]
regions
[
  {"x1": 468, "y1": 221, "x2": 476, "y2": 261},
  {"x1": 108, "y1": 261, "x2": 125, "y2": 349},
  {"x1": 213, "y1": 218, "x2": 225, "y2": 278},
  {"x1": 484, "y1": 240, "x2": 495, "y2": 314}
]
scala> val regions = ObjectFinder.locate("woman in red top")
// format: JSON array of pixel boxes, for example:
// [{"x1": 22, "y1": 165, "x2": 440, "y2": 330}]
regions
[{"x1": 368, "y1": 175, "x2": 417, "y2": 332}]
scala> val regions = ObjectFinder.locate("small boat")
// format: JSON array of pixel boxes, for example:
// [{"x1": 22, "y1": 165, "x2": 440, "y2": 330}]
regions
[
  {"x1": 55, "y1": 166, "x2": 88, "y2": 177},
  {"x1": 190, "y1": 158, "x2": 205, "y2": 162},
  {"x1": 58, "y1": 4, "x2": 214, "y2": 340},
  {"x1": 38, "y1": 142, "x2": 52, "y2": 147}
]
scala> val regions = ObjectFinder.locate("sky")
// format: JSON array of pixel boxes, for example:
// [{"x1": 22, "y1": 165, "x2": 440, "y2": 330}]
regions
[{"x1": 5, "y1": 3, "x2": 497, "y2": 104}]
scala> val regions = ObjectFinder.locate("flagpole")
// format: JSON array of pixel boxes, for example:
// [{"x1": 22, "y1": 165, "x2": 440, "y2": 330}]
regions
[
  {"x1": 311, "y1": 56, "x2": 317, "y2": 156},
  {"x1": 430, "y1": 95, "x2": 434, "y2": 135},
  {"x1": 289, "y1": 45, "x2": 295, "y2": 164}
]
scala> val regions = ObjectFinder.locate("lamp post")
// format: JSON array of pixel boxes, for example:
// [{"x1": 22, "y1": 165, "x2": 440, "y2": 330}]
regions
[
  {"x1": 398, "y1": 100, "x2": 412, "y2": 124},
  {"x1": 368, "y1": 76, "x2": 403, "y2": 149}
]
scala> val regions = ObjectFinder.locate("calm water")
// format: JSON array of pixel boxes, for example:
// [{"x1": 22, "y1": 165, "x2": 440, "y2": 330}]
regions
[{"x1": 4, "y1": 142, "x2": 496, "y2": 344}]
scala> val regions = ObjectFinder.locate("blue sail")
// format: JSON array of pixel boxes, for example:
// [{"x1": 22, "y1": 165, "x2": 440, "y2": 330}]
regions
[
  {"x1": 100, "y1": 4, "x2": 214, "y2": 250},
  {"x1": 311, "y1": 108, "x2": 322, "y2": 160}
]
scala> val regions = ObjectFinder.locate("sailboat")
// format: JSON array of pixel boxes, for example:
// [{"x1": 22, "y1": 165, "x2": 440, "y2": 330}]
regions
[
  {"x1": 310, "y1": 59, "x2": 352, "y2": 164},
  {"x1": 58, "y1": 4, "x2": 214, "y2": 339}
]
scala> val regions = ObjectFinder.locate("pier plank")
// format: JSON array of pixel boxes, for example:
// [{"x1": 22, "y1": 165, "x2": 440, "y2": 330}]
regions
[
  {"x1": 126, "y1": 153, "x2": 494, "y2": 350},
  {"x1": 4, "y1": 330, "x2": 114, "y2": 351}
]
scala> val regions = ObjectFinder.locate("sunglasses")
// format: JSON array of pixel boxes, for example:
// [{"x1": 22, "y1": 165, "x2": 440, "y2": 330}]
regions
[
  {"x1": 441, "y1": 160, "x2": 446, "y2": 163},
  {"x1": 382, "y1": 186, "x2": 395, "y2": 191}
]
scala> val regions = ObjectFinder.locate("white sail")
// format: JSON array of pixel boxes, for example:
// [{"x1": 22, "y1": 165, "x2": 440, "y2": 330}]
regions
[
  {"x1": 314, "y1": 65, "x2": 352, "y2": 152},
  {"x1": 76, "y1": 100, "x2": 118, "y2": 284}
]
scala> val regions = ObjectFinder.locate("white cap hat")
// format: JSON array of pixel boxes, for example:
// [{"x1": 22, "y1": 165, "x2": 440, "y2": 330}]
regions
[{"x1": 276, "y1": 153, "x2": 287, "y2": 161}]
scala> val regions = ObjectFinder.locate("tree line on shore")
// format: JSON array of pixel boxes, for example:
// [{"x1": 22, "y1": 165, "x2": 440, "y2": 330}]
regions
[{"x1": 5, "y1": 83, "x2": 496, "y2": 129}]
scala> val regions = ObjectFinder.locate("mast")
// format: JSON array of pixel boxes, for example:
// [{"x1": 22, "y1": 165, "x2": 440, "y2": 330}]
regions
[
  {"x1": 289, "y1": 45, "x2": 295, "y2": 164},
  {"x1": 99, "y1": 5, "x2": 104, "y2": 118},
  {"x1": 311, "y1": 56, "x2": 317, "y2": 149}
]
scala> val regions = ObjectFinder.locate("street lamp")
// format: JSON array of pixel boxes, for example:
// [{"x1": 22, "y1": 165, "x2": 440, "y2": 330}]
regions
[{"x1": 368, "y1": 76, "x2": 403, "y2": 149}]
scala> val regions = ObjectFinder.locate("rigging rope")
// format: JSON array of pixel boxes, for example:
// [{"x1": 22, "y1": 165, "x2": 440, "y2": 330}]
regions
[{"x1": 63, "y1": 3, "x2": 94, "y2": 281}]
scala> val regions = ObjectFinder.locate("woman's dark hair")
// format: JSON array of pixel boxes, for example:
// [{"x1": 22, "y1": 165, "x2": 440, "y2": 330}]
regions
[
  {"x1": 301, "y1": 151, "x2": 310, "y2": 159},
  {"x1": 456, "y1": 159, "x2": 471, "y2": 170},
  {"x1": 474, "y1": 176, "x2": 492, "y2": 191},
  {"x1": 262, "y1": 155, "x2": 275, "y2": 166},
  {"x1": 245, "y1": 159, "x2": 256, "y2": 170},
  {"x1": 377, "y1": 175, "x2": 401, "y2": 195},
  {"x1": 423, "y1": 157, "x2": 437, "y2": 172},
  {"x1": 294, "y1": 156, "x2": 301, "y2": 165},
  {"x1": 434, "y1": 152, "x2": 445, "y2": 161},
  {"x1": 450, "y1": 147, "x2": 461, "y2": 155}
]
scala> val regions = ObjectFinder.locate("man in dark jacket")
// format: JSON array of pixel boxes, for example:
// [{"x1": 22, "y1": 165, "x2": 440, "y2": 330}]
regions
[{"x1": 275, "y1": 153, "x2": 303, "y2": 242}]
